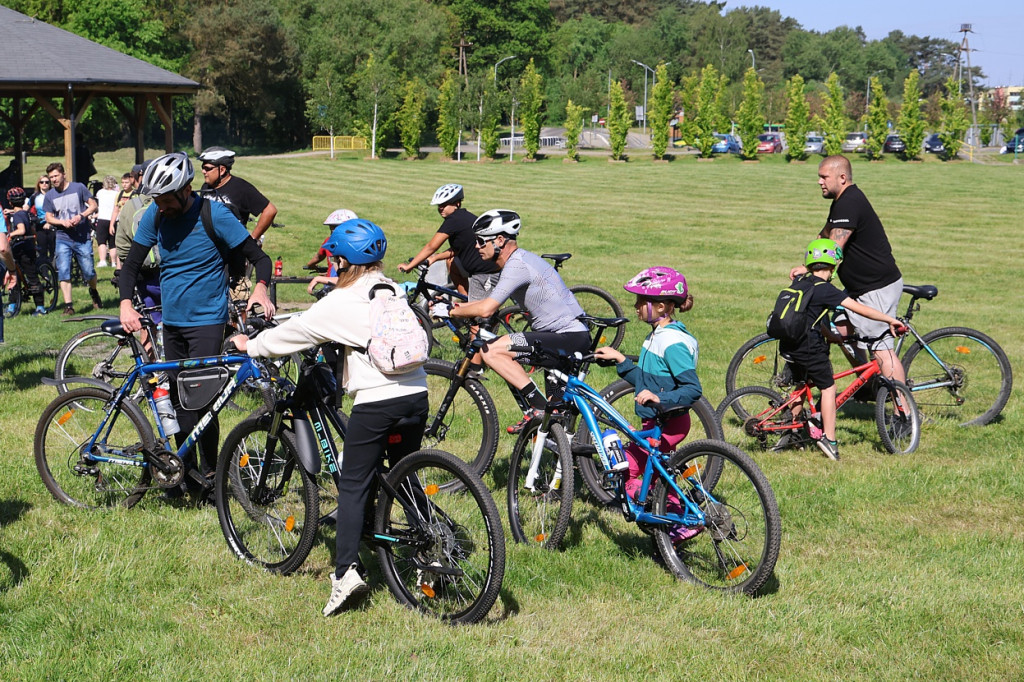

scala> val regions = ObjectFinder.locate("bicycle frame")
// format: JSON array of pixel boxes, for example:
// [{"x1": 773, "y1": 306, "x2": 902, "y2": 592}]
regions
[{"x1": 532, "y1": 368, "x2": 711, "y2": 531}]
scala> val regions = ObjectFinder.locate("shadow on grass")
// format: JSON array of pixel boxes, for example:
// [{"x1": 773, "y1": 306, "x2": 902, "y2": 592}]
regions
[
  {"x1": 0, "y1": 350, "x2": 58, "y2": 391},
  {"x1": 0, "y1": 499, "x2": 32, "y2": 592}
]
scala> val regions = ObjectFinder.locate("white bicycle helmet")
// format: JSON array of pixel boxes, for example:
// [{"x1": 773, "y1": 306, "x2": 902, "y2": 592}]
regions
[
  {"x1": 198, "y1": 146, "x2": 236, "y2": 167},
  {"x1": 323, "y1": 208, "x2": 359, "y2": 226},
  {"x1": 141, "y1": 152, "x2": 194, "y2": 197},
  {"x1": 472, "y1": 209, "x2": 521, "y2": 237},
  {"x1": 430, "y1": 183, "x2": 464, "y2": 206}
]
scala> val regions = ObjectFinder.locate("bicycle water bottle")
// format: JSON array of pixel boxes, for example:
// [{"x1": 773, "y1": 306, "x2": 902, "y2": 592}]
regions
[
  {"x1": 153, "y1": 384, "x2": 180, "y2": 436},
  {"x1": 601, "y1": 429, "x2": 629, "y2": 471},
  {"x1": 274, "y1": 256, "x2": 283, "y2": 277}
]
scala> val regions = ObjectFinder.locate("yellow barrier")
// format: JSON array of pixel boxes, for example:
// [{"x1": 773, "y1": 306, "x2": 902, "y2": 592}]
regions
[{"x1": 312, "y1": 136, "x2": 367, "y2": 151}]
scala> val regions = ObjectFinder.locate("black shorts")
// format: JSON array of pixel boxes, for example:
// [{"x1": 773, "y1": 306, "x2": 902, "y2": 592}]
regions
[
  {"x1": 781, "y1": 335, "x2": 835, "y2": 390},
  {"x1": 508, "y1": 330, "x2": 591, "y2": 368}
]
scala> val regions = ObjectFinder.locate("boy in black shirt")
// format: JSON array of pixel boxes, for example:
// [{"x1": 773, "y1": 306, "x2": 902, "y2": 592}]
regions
[{"x1": 781, "y1": 238, "x2": 903, "y2": 460}]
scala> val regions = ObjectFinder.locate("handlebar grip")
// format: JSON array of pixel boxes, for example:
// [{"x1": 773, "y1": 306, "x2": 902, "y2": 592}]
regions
[{"x1": 507, "y1": 344, "x2": 534, "y2": 354}]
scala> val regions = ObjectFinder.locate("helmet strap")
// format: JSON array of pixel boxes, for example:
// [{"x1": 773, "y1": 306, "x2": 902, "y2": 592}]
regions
[{"x1": 639, "y1": 301, "x2": 668, "y2": 325}]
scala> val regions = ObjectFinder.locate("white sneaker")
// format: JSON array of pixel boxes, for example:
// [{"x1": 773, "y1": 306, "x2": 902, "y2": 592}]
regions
[
  {"x1": 96, "y1": 260, "x2": 108, "y2": 268},
  {"x1": 322, "y1": 564, "x2": 369, "y2": 616}
]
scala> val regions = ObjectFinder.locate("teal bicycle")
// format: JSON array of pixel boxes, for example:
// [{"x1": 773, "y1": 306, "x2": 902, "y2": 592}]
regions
[{"x1": 505, "y1": 343, "x2": 781, "y2": 595}]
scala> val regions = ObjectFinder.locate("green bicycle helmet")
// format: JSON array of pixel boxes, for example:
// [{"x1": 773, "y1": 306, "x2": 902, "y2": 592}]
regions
[{"x1": 804, "y1": 238, "x2": 843, "y2": 267}]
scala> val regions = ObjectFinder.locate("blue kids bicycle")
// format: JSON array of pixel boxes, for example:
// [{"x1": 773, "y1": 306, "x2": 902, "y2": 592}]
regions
[{"x1": 505, "y1": 344, "x2": 782, "y2": 595}]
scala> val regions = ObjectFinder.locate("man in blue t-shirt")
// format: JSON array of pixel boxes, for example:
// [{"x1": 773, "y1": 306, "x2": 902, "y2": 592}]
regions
[
  {"x1": 43, "y1": 162, "x2": 101, "y2": 315},
  {"x1": 118, "y1": 152, "x2": 275, "y2": 500}
]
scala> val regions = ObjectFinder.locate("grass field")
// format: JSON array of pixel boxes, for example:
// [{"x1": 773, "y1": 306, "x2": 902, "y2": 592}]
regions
[{"x1": 1, "y1": 150, "x2": 1022, "y2": 680}]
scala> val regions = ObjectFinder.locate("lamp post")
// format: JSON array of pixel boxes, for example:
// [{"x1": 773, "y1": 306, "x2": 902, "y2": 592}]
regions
[
  {"x1": 494, "y1": 55, "x2": 517, "y2": 85},
  {"x1": 630, "y1": 59, "x2": 670, "y2": 137},
  {"x1": 747, "y1": 49, "x2": 755, "y2": 70}
]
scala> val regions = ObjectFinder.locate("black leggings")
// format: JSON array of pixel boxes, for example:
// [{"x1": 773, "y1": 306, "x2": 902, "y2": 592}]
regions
[
  {"x1": 12, "y1": 241, "x2": 44, "y2": 307},
  {"x1": 162, "y1": 323, "x2": 227, "y2": 475},
  {"x1": 334, "y1": 392, "x2": 429, "y2": 573},
  {"x1": 35, "y1": 226, "x2": 55, "y2": 262}
]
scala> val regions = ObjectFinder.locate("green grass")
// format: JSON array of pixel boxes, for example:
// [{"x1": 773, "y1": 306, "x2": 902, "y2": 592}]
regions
[{"x1": 2, "y1": 151, "x2": 1023, "y2": 679}]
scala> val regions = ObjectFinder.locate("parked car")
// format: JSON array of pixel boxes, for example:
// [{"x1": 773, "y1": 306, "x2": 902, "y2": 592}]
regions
[
  {"x1": 712, "y1": 133, "x2": 742, "y2": 154},
  {"x1": 883, "y1": 134, "x2": 906, "y2": 154},
  {"x1": 756, "y1": 133, "x2": 783, "y2": 153},
  {"x1": 1001, "y1": 134, "x2": 1024, "y2": 154},
  {"x1": 841, "y1": 131, "x2": 867, "y2": 153},
  {"x1": 804, "y1": 134, "x2": 824, "y2": 155},
  {"x1": 923, "y1": 133, "x2": 944, "y2": 154}
]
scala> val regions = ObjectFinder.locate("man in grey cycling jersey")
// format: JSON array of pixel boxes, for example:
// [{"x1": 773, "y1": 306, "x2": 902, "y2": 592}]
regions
[{"x1": 450, "y1": 209, "x2": 590, "y2": 433}]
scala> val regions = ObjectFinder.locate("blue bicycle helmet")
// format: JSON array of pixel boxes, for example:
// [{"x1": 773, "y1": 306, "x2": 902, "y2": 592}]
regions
[{"x1": 324, "y1": 219, "x2": 387, "y2": 265}]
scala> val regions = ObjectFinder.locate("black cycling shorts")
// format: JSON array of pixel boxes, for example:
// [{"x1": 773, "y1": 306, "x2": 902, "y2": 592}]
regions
[{"x1": 508, "y1": 330, "x2": 591, "y2": 368}]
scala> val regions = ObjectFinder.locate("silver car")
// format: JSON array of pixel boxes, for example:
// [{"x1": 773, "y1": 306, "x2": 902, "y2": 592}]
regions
[
  {"x1": 841, "y1": 132, "x2": 867, "y2": 153},
  {"x1": 804, "y1": 134, "x2": 824, "y2": 155}
]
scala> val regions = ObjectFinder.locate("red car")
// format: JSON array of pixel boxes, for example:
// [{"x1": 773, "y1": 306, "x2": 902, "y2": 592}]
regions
[{"x1": 757, "y1": 133, "x2": 783, "y2": 153}]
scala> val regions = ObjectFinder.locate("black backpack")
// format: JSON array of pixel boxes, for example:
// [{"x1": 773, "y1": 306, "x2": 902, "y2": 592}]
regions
[{"x1": 765, "y1": 274, "x2": 829, "y2": 344}]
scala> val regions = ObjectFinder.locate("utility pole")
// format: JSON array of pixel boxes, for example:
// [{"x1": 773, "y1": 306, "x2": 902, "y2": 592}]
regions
[
  {"x1": 456, "y1": 36, "x2": 472, "y2": 84},
  {"x1": 958, "y1": 23, "x2": 979, "y2": 146}
]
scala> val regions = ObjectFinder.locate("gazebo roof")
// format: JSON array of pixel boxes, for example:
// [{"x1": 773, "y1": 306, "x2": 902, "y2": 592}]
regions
[{"x1": 0, "y1": 5, "x2": 198, "y2": 95}]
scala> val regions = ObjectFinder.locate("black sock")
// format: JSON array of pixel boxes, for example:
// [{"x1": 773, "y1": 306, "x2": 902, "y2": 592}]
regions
[
  {"x1": 521, "y1": 382, "x2": 547, "y2": 410},
  {"x1": 508, "y1": 383, "x2": 531, "y2": 411}
]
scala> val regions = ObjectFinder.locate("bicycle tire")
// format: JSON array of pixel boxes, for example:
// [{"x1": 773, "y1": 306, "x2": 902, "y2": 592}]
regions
[
  {"x1": 54, "y1": 326, "x2": 149, "y2": 395},
  {"x1": 716, "y1": 386, "x2": 797, "y2": 452},
  {"x1": 724, "y1": 333, "x2": 789, "y2": 413},
  {"x1": 900, "y1": 326, "x2": 1013, "y2": 427},
  {"x1": 652, "y1": 439, "x2": 781, "y2": 595},
  {"x1": 875, "y1": 381, "x2": 921, "y2": 454},
  {"x1": 38, "y1": 261, "x2": 59, "y2": 312},
  {"x1": 411, "y1": 305, "x2": 439, "y2": 358},
  {"x1": 507, "y1": 419, "x2": 574, "y2": 549},
  {"x1": 423, "y1": 359, "x2": 499, "y2": 487},
  {"x1": 570, "y1": 283, "x2": 626, "y2": 349},
  {"x1": 34, "y1": 386, "x2": 154, "y2": 508},
  {"x1": 375, "y1": 448, "x2": 505, "y2": 624},
  {"x1": 575, "y1": 379, "x2": 723, "y2": 506},
  {"x1": 6, "y1": 279, "x2": 22, "y2": 317},
  {"x1": 215, "y1": 413, "x2": 320, "y2": 575}
]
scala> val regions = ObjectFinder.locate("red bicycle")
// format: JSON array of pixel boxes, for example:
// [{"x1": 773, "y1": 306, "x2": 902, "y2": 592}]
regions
[{"x1": 716, "y1": 334, "x2": 921, "y2": 456}]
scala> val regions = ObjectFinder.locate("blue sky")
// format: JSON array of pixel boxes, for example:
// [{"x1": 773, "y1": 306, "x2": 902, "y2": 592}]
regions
[{"x1": 746, "y1": 1, "x2": 1023, "y2": 86}]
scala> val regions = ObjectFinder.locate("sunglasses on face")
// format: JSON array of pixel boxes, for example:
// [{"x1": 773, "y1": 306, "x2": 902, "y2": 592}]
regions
[
  {"x1": 201, "y1": 165, "x2": 218, "y2": 172},
  {"x1": 40, "y1": 180, "x2": 50, "y2": 185},
  {"x1": 475, "y1": 236, "x2": 498, "y2": 247}
]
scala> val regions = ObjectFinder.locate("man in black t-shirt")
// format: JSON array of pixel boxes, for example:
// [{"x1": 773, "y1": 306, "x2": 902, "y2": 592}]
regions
[
  {"x1": 790, "y1": 154, "x2": 905, "y2": 384},
  {"x1": 197, "y1": 147, "x2": 277, "y2": 242},
  {"x1": 397, "y1": 183, "x2": 500, "y2": 300}
]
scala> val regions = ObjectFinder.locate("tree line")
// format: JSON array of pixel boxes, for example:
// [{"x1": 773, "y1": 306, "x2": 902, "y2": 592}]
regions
[{"x1": 2, "y1": 0, "x2": 1020, "y2": 156}]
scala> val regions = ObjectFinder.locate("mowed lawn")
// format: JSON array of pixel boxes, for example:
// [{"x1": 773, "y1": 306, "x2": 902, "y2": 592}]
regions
[{"x1": 1, "y1": 150, "x2": 1022, "y2": 679}]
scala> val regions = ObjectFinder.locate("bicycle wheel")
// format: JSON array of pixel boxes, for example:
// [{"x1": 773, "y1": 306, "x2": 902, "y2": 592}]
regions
[
  {"x1": 5, "y1": 280, "x2": 22, "y2": 317},
  {"x1": 724, "y1": 334, "x2": 791, "y2": 413},
  {"x1": 410, "y1": 305, "x2": 440, "y2": 358},
  {"x1": 55, "y1": 326, "x2": 147, "y2": 395},
  {"x1": 900, "y1": 327, "x2": 1013, "y2": 427},
  {"x1": 716, "y1": 386, "x2": 799, "y2": 452},
  {"x1": 507, "y1": 420, "x2": 574, "y2": 549},
  {"x1": 423, "y1": 359, "x2": 499, "y2": 485},
  {"x1": 875, "y1": 381, "x2": 921, "y2": 454},
  {"x1": 575, "y1": 379, "x2": 723, "y2": 506},
  {"x1": 34, "y1": 386, "x2": 154, "y2": 508},
  {"x1": 375, "y1": 448, "x2": 505, "y2": 624},
  {"x1": 216, "y1": 413, "x2": 320, "y2": 575},
  {"x1": 652, "y1": 439, "x2": 781, "y2": 595},
  {"x1": 570, "y1": 284, "x2": 626, "y2": 349},
  {"x1": 38, "y1": 261, "x2": 59, "y2": 311}
]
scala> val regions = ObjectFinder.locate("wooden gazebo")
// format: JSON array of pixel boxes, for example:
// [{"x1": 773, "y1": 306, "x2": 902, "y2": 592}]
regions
[{"x1": 0, "y1": 5, "x2": 199, "y2": 186}]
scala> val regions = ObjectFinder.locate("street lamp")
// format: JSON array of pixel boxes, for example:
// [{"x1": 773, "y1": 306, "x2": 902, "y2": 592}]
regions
[
  {"x1": 747, "y1": 49, "x2": 755, "y2": 70},
  {"x1": 494, "y1": 55, "x2": 517, "y2": 85},
  {"x1": 630, "y1": 60, "x2": 669, "y2": 136}
]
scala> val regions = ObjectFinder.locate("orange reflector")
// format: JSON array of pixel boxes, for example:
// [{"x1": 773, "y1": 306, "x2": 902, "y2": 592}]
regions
[
  {"x1": 285, "y1": 516, "x2": 295, "y2": 532},
  {"x1": 451, "y1": 336, "x2": 459, "y2": 343},
  {"x1": 424, "y1": 484, "x2": 439, "y2": 496},
  {"x1": 57, "y1": 410, "x2": 75, "y2": 425},
  {"x1": 955, "y1": 346, "x2": 971, "y2": 354},
  {"x1": 239, "y1": 453, "x2": 250, "y2": 467},
  {"x1": 534, "y1": 533, "x2": 546, "y2": 543},
  {"x1": 420, "y1": 584, "x2": 436, "y2": 599},
  {"x1": 727, "y1": 564, "x2": 749, "y2": 580},
  {"x1": 682, "y1": 464, "x2": 701, "y2": 478},
  {"x1": 752, "y1": 355, "x2": 766, "y2": 365},
  {"x1": 599, "y1": 335, "x2": 607, "y2": 344}
]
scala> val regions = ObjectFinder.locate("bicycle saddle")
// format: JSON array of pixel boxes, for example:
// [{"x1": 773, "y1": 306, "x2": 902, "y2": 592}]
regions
[
  {"x1": 100, "y1": 318, "x2": 129, "y2": 339},
  {"x1": 579, "y1": 314, "x2": 629, "y2": 328},
  {"x1": 540, "y1": 253, "x2": 572, "y2": 265},
  {"x1": 902, "y1": 284, "x2": 938, "y2": 301}
]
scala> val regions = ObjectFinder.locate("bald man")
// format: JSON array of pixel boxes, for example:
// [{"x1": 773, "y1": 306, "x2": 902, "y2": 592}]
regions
[{"x1": 790, "y1": 154, "x2": 905, "y2": 383}]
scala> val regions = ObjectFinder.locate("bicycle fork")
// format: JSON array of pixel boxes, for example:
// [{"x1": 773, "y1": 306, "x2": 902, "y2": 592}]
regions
[{"x1": 524, "y1": 420, "x2": 563, "y2": 492}]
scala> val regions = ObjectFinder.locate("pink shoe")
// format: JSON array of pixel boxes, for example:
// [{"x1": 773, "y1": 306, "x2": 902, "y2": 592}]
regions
[
  {"x1": 807, "y1": 414, "x2": 823, "y2": 441},
  {"x1": 669, "y1": 525, "x2": 703, "y2": 545}
]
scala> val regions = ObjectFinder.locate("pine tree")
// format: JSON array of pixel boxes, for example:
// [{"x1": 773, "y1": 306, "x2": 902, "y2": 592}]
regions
[
  {"x1": 608, "y1": 81, "x2": 630, "y2": 160},
  {"x1": 938, "y1": 76, "x2": 969, "y2": 159},
  {"x1": 519, "y1": 59, "x2": 544, "y2": 159},
  {"x1": 694, "y1": 64, "x2": 721, "y2": 158},
  {"x1": 784, "y1": 75, "x2": 810, "y2": 162},
  {"x1": 436, "y1": 71, "x2": 461, "y2": 159},
  {"x1": 737, "y1": 67, "x2": 764, "y2": 160},
  {"x1": 822, "y1": 73, "x2": 846, "y2": 156},
  {"x1": 864, "y1": 77, "x2": 888, "y2": 159},
  {"x1": 649, "y1": 63, "x2": 674, "y2": 160},
  {"x1": 396, "y1": 77, "x2": 428, "y2": 159},
  {"x1": 898, "y1": 70, "x2": 926, "y2": 161}
]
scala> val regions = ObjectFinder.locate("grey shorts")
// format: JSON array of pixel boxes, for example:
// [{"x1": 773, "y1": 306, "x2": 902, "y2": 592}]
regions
[
  {"x1": 844, "y1": 278, "x2": 902, "y2": 351},
  {"x1": 468, "y1": 272, "x2": 500, "y2": 301}
]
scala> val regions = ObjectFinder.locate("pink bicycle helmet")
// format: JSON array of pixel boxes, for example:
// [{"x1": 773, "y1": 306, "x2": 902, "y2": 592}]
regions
[{"x1": 623, "y1": 266, "x2": 689, "y2": 303}]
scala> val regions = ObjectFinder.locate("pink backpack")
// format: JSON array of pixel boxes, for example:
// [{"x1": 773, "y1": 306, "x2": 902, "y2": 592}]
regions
[{"x1": 364, "y1": 282, "x2": 429, "y2": 375}]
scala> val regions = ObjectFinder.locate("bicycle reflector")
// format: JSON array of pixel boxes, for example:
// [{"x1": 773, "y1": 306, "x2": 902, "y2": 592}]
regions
[
  {"x1": 424, "y1": 484, "x2": 439, "y2": 496},
  {"x1": 753, "y1": 355, "x2": 767, "y2": 365},
  {"x1": 956, "y1": 346, "x2": 971, "y2": 354}
]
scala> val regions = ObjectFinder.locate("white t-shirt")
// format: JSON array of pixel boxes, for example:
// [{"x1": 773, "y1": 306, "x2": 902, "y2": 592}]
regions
[{"x1": 96, "y1": 188, "x2": 118, "y2": 221}]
